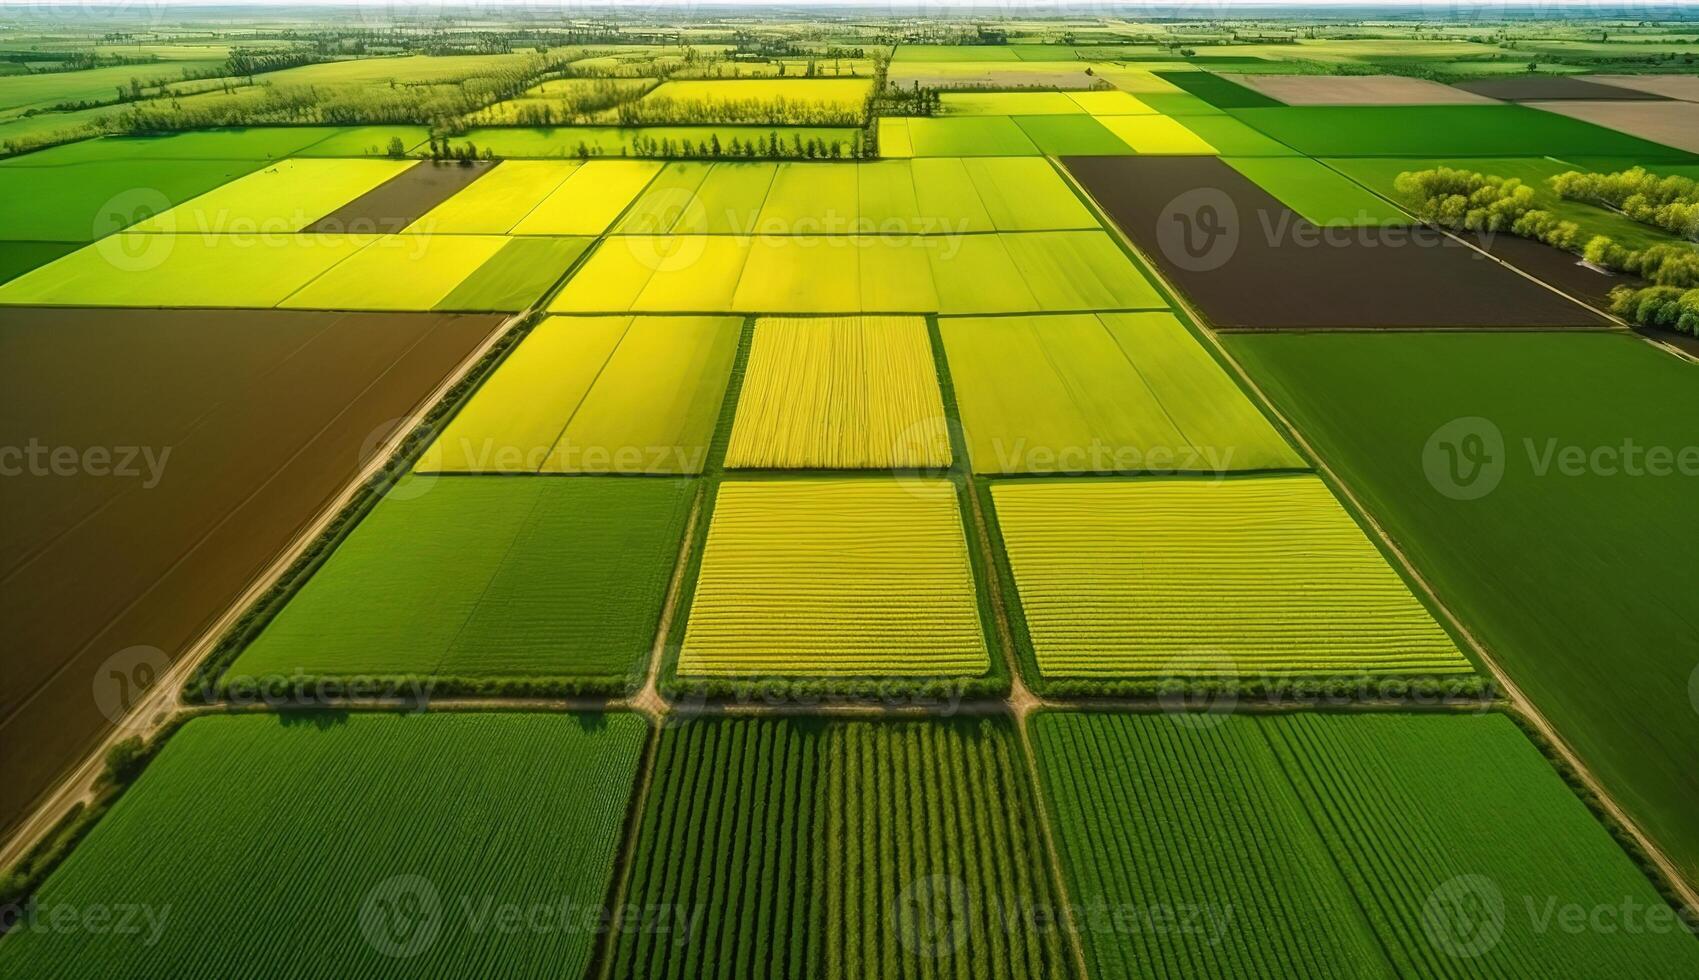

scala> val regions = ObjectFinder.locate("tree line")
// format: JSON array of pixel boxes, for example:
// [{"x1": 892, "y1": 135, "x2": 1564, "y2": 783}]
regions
[{"x1": 1396, "y1": 166, "x2": 1699, "y2": 337}]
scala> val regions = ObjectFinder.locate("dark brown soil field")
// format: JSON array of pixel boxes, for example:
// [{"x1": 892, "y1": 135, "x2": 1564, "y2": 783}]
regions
[
  {"x1": 1472, "y1": 233, "x2": 1643, "y2": 311},
  {"x1": 305, "y1": 160, "x2": 495, "y2": 234},
  {"x1": 0, "y1": 307, "x2": 501, "y2": 833},
  {"x1": 1063, "y1": 155, "x2": 1606, "y2": 329},
  {"x1": 1453, "y1": 76, "x2": 1671, "y2": 102}
]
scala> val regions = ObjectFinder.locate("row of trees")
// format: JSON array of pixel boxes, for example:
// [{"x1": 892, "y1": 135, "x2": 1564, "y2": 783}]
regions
[
  {"x1": 590, "y1": 130, "x2": 866, "y2": 159},
  {"x1": 611, "y1": 92, "x2": 869, "y2": 127},
  {"x1": 1395, "y1": 166, "x2": 1699, "y2": 337},
  {"x1": 1552, "y1": 165, "x2": 1699, "y2": 241}
]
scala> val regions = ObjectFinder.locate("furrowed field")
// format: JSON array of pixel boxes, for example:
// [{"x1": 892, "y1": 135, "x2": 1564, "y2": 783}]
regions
[
  {"x1": 0, "y1": 713, "x2": 646, "y2": 978},
  {"x1": 608, "y1": 717, "x2": 1076, "y2": 980}
]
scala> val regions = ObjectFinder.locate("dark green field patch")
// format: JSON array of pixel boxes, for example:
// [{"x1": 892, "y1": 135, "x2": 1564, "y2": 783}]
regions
[
  {"x1": 1229, "y1": 104, "x2": 1699, "y2": 158},
  {"x1": 0, "y1": 241, "x2": 79, "y2": 283},
  {"x1": 435, "y1": 236, "x2": 592, "y2": 312},
  {"x1": 609, "y1": 716, "x2": 1076, "y2": 980},
  {"x1": 1228, "y1": 330, "x2": 1699, "y2": 882},
  {"x1": 1156, "y1": 70, "x2": 1284, "y2": 108}
]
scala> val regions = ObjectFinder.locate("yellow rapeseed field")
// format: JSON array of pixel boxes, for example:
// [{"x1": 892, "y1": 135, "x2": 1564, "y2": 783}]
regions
[
  {"x1": 992, "y1": 476, "x2": 1469, "y2": 677},
  {"x1": 725, "y1": 316, "x2": 951, "y2": 470},
  {"x1": 679, "y1": 479, "x2": 988, "y2": 676}
]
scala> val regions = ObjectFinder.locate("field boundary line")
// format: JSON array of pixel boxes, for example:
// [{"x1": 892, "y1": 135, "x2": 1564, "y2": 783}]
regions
[
  {"x1": 0, "y1": 310, "x2": 523, "y2": 870},
  {"x1": 588, "y1": 717, "x2": 663, "y2": 980},
  {"x1": 1064, "y1": 161, "x2": 1699, "y2": 910}
]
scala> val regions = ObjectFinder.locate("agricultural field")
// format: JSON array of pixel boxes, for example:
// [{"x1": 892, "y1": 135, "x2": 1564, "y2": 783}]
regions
[
  {"x1": 5, "y1": 12, "x2": 1699, "y2": 977},
  {"x1": 225, "y1": 477, "x2": 694, "y2": 691},
  {"x1": 419, "y1": 314, "x2": 739, "y2": 474},
  {"x1": 0, "y1": 712, "x2": 646, "y2": 978},
  {"x1": 1230, "y1": 331, "x2": 1699, "y2": 883},
  {"x1": 610, "y1": 716, "x2": 1075, "y2": 979},
  {"x1": 939, "y1": 312, "x2": 1302, "y2": 474},
  {"x1": 724, "y1": 315, "x2": 951, "y2": 469},
  {"x1": 676, "y1": 480, "x2": 989, "y2": 679},
  {"x1": 1035, "y1": 712, "x2": 1699, "y2": 977},
  {"x1": 989, "y1": 476, "x2": 1469, "y2": 689}
]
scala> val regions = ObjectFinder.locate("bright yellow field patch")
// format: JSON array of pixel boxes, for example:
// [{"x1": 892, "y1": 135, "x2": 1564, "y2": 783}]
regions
[
  {"x1": 510, "y1": 160, "x2": 663, "y2": 235},
  {"x1": 542, "y1": 314, "x2": 740, "y2": 474},
  {"x1": 725, "y1": 316, "x2": 951, "y2": 470},
  {"x1": 279, "y1": 235, "x2": 507, "y2": 310},
  {"x1": 1096, "y1": 67, "x2": 1185, "y2": 95},
  {"x1": 679, "y1": 479, "x2": 988, "y2": 676},
  {"x1": 992, "y1": 476, "x2": 1469, "y2": 677},
  {"x1": 129, "y1": 158, "x2": 415, "y2": 234},
  {"x1": 0, "y1": 233, "x2": 373, "y2": 307},
  {"x1": 418, "y1": 314, "x2": 738, "y2": 475},
  {"x1": 1098, "y1": 115, "x2": 1218, "y2": 154},
  {"x1": 1067, "y1": 90, "x2": 1154, "y2": 114},
  {"x1": 405, "y1": 160, "x2": 580, "y2": 234},
  {"x1": 878, "y1": 118, "x2": 914, "y2": 157}
]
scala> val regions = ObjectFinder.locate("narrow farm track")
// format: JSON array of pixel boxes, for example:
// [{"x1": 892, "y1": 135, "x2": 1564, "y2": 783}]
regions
[{"x1": 1058, "y1": 165, "x2": 1699, "y2": 912}]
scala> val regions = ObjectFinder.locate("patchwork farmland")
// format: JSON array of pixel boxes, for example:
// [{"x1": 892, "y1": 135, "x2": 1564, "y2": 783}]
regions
[{"x1": 4, "y1": 9, "x2": 1699, "y2": 978}]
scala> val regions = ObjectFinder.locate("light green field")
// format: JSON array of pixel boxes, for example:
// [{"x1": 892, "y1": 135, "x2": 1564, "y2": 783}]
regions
[
  {"x1": 1226, "y1": 156, "x2": 1410, "y2": 225},
  {"x1": 993, "y1": 475, "x2": 1468, "y2": 681},
  {"x1": 882, "y1": 116, "x2": 1038, "y2": 156},
  {"x1": 613, "y1": 158, "x2": 1096, "y2": 235},
  {"x1": 941, "y1": 313, "x2": 1302, "y2": 474},
  {"x1": 405, "y1": 160, "x2": 580, "y2": 233},
  {"x1": 420, "y1": 314, "x2": 739, "y2": 475},
  {"x1": 550, "y1": 231, "x2": 1160, "y2": 315},
  {"x1": 278, "y1": 234, "x2": 507, "y2": 311},
  {"x1": 229, "y1": 477, "x2": 696, "y2": 685},
  {"x1": 292, "y1": 125, "x2": 430, "y2": 157},
  {"x1": 128, "y1": 157, "x2": 416, "y2": 233},
  {"x1": 0, "y1": 60, "x2": 225, "y2": 114},
  {"x1": 0, "y1": 233, "x2": 372, "y2": 307},
  {"x1": 678, "y1": 479, "x2": 988, "y2": 677},
  {"x1": 0, "y1": 713, "x2": 647, "y2": 978},
  {"x1": 264, "y1": 52, "x2": 542, "y2": 86}
]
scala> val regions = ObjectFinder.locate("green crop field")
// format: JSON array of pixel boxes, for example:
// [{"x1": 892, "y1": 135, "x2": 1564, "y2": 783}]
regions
[
  {"x1": 1230, "y1": 330, "x2": 1699, "y2": 883},
  {"x1": 227, "y1": 477, "x2": 695, "y2": 691},
  {"x1": 0, "y1": 712, "x2": 646, "y2": 978},
  {"x1": 609, "y1": 716, "x2": 1075, "y2": 979},
  {"x1": 1229, "y1": 105, "x2": 1699, "y2": 158},
  {"x1": 1035, "y1": 711, "x2": 1699, "y2": 977},
  {"x1": 1225, "y1": 156, "x2": 1410, "y2": 225},
  {"x1": 940, "y1": 312, "x2": 1302, "y2": 474}
]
